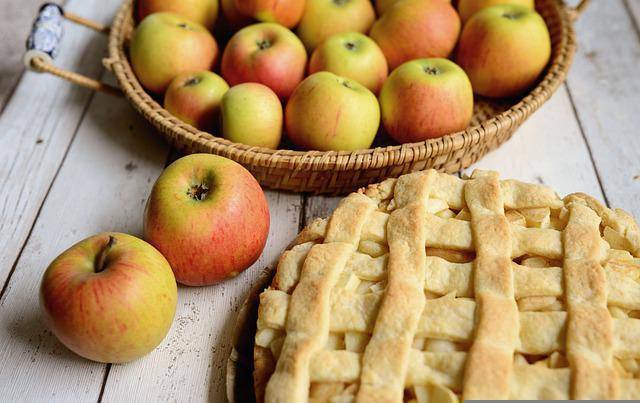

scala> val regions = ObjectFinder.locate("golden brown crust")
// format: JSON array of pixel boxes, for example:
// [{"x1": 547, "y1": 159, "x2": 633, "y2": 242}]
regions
[
  {"x1": 253, "y1": 169, "x2": 640, "y2": 402},
  {"x1": 253, "y1": 346, "x2": 275, "y2": 403}
]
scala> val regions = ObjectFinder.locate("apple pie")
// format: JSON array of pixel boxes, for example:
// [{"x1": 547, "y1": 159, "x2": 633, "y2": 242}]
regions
[{"x1": 253, "y1": 169, "x2": 640, "y2": 402}]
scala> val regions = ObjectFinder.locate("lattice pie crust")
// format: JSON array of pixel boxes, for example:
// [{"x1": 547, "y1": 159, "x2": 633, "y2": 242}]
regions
[{"x1": 254, "y1": 170, "x2": 640, "y2": 402}]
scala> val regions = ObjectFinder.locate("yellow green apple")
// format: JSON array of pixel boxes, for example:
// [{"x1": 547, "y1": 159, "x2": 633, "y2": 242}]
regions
[
  {"x1": 221, "y1": 83, "x2": 282, "y2": 149},
  {"x1": 221, "y1": 23, "x2": 307, "y2": 99},
  {"x1": 379, "y1": 58, "x2": 473, "y2": 143},
  {"x1": 130, "y1": 13, "x2": 218, "y2": 93},
  {"x1": 235, "y1": 0, "x2": 306, "y2": 28},
  {"x1": 370, "y1": 0, "x2": 460, "y2": 70},
  {"x1": 457, "y1": 0, "x2": 533, "y2": 22},
  {"x1": 285, "y1": 71, "x2": 380, "y2": 151},
  {"x1": 144, "y1": 154, "x2": 270, "y2": 286},
  {"x1": 309, "y1": 32, "x2": 388, "y2": 94},
  {"x1": 40, "y1": 232, "x2": 177, "y2": 363},
  {"x1": 137, "y1": 0, "x2": 219, "y2": 30},
  {"x1": 296, "y1": 0, "x2": 375, "y2": 51},
  {"x1": 164, "y1": 71, "x2": 229, "y2": 132},
  {"x1": 456, "y1": 4, "x2": 551, "y2": 98}
]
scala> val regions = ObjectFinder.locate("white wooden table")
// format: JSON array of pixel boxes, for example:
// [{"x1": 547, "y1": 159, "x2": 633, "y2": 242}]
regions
[{"x1": 0, "y1": 0, "x2": 639, "y2": 401}]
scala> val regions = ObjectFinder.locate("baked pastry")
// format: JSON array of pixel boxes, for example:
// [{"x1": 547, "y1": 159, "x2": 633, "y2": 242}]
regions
[{"x1": 253, "y1": 169, "x2": 640, "y2": 402}]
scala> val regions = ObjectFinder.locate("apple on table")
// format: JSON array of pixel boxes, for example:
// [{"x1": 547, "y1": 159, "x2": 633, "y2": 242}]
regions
[
  {"x1": 40, "y1": 232, "x2": 177, "y2": 363},
  {"x1": 285, "y1": 71, "x2": 380, "y2": 151},
  {"x1": 221, "y1": 23, "x2": 307, "y2": 99},
  {"x1": 144, "y1": 154, "x2": 270, "y2": 286},
  {"x1": 137, "y1": 0, "x2": 220, "y2": 30},
  {"x1": 164, "y1": 71, "x2": 229, "y2": 132},
  {"x1": 296, "y1": 0, "x2": 375, "y2": 52},
  {"x1": 221, "y1": 83, "x2": 283, "y2": 149},
  {"x1": 370, "y1": 0, "x2": 460, "y2": 70},
  {"x1": 130, "y1": 12, "x2": 218, "y2": 93},
  {"x1": 456, "y1": 4, "x2": 551, "y2": 98},
  {"x1": 380, "y1": 58, "x2": 474, "y2": 143},
  {"x1": 309, "y1": 32, "x2": 388, "y2": 94}
]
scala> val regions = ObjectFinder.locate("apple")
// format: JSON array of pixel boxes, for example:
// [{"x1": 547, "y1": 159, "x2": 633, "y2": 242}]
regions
[
  {"x1": 369, "y1": 0, "x2": 460, "y2": 70},
  {"x1": 379, "y1": 58, "x2": 473, "y2": 143},
  {"x1": 375, "y1": 0, "x2": 401, "y2": 15},
  {"x1": 285, "y1": 71, "x2": 380, "y2": 151},
  {"x1": 296, "y1": 0, "x2": 375, "y2": 52},
  {"x1": 40, "y1": 232, "x2": 177, "y2": 363},
  {"x1": 137, "y1": 0, "x2": 219, "y2": 30},
  {"x1": 457, "y1": 0, "x2": 533, "y2": 22},
  {"x1": 456, "y1": 4, "x2": 551, "y2": 98},
  {"x1": 130, "y1": 13, "x2": 218, "y2": 93},
  {"x1": 309, "y1": 32, "x2": 388, "y2": 94},
  {"x1": 221, "y1": 83, "x2": 283, "y2": 149},
  {"x1": 164, "y1": 71, "x2": 229, "y2": 132},
  {"x1": 235, "y1": 0, "x2": 305, "y2": 28},
  {"x1": 144, "y1": 154, "x2": 270, "y2": 286},
  {"x1": 221, "y1": 23, "x2": 307, "y2": 99},
  {"x1": 220, "y1": 0, "x2": 252, "y2": 28}
]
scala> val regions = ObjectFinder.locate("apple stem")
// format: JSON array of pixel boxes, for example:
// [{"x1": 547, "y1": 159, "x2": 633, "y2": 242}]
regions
[
  {"x1": 187, "y1": 183, "x2": 209, "y2": 201},
  {"x1": 185, "y1": 77, "x2": 201, "y2": 87},
  {"x1": 95, "y1": 235, "x2": 116, "y2": 273},
  {"x1": 256, "y1": 39, "x2": 271, "y2": 50},
  {"x1": 423, "y1": 66, "x2": 441, "y2": 75}
]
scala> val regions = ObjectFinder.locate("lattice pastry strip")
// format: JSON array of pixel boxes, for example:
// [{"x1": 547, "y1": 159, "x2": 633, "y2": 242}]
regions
[{"x1": 255, "y1": 169, "x2": 640, "y2": 402}]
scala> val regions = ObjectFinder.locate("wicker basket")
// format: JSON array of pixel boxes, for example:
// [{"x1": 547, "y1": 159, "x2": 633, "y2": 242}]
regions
[{"x1": 29, "y1": 0, "x2": 588, "y2": 194}]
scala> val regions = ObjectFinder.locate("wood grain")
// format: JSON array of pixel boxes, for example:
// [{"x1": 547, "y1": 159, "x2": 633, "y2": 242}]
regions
[
  {"x1": 625, "y1": 0, "x2": 640, "y2": 28},
  {"x1": 0, "y1": 0, "x2": 59, "y2": 110},
  {"x1": 565, "y1": 0, "x2": 640, "y2": 216},
  {"x1": 465, "y1": 86, "x2": 604, "y2": 200},
  {"x1": 101, "y1": 191, "x2": 302, "y2": 402},
  {"x1": 0, "y1": 0, "x2": 639, "y2": 401},
  {"x1": 0, "y1": 0, "x2": 116, "y2": 288},
  {"x1": 0, "y1": 87, "x2": 168, "y2": 401},
  {"x1": 303, "y1": 195, "x2": 342, "y2": 226}
]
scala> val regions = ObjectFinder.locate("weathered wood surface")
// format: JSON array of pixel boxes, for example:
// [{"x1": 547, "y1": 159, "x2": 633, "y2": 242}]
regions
[
  {"x1": 0, "y1": 0, "x2": 53, "y2": 109},
  {"x1": 564, "y1": 0, "x2": 640, "y2": 217},
  {"x1": 0, "y1": 0, "x2": 114, "y2": 288},
  {"x1": 0, "y1": 0, "x2": 638, "y2": 402}
]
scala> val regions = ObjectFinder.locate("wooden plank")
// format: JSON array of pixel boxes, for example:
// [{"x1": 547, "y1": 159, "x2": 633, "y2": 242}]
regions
[
  {"x1": 303, "y1": 195, "x2": 342, "y2": 226},
  {"x1": 0, "y1": 82, "x2": 169, "y2": 401},
  {"x1": 565, "y1": 0, "x2": 640, "y2": 216},
  {"x1": 465, "y1": 86, "x2": 604, "y2": 200},
  {"x1": 0, "y1": 0, "x2": 53, "y2": 110},
  {"x1": 0, "y1": 0, "x2": 118, "y2": 287},
  {"x1": 625, "y1": 0, "x2": 640, "y2": 28},
  {"x1": 101, "y1": 190, "x2": 303, "y2": 402}
]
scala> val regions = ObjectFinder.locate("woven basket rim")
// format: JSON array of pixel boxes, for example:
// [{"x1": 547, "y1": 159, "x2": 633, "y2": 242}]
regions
[{"x1": 105, "y1": 0, "x2": 576, "y2": 173}]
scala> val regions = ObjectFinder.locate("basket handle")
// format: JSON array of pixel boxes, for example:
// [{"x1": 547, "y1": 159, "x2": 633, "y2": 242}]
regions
[
  {"x1": 568, "y1": 0, "x2": 590, "y2": 21},
  {"x1": 24, "y1": 3, "x2": 121, "y2": 96}
]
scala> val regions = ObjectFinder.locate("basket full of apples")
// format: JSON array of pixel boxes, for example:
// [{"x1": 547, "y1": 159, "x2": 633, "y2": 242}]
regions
[{"x1": 97, "y1": 0, "x2": 586, "y2": 194}]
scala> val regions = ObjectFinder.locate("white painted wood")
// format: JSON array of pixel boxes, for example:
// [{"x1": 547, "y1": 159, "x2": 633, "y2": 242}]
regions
[
  {"x1": 0, "y1": 0, "x2": 53, "y2": 109},
  {"x1": 465, "y1": 86, "x2": 604, "y2": 200},
  {"x1": 625, "y1": 0, "x2": 640, "y2": 26},
  {"x1": 565, "y1": 0, "x2": 640, "y2": 216},
  {"x1": 0, "y1": 0, "x2": 119, "y2": 286},
  {"x1": 1, "y1": 0, "x2": 639, "y2": 400},
  {"x1": 0, "y1": 84, "x2": 169, "y2": 401},
  {"x1": 304, "y1": 195, "x2": 342, "y2": 226},
  {"x1": 101, "y1": 190, "x2": 302, "y2": 402}
]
